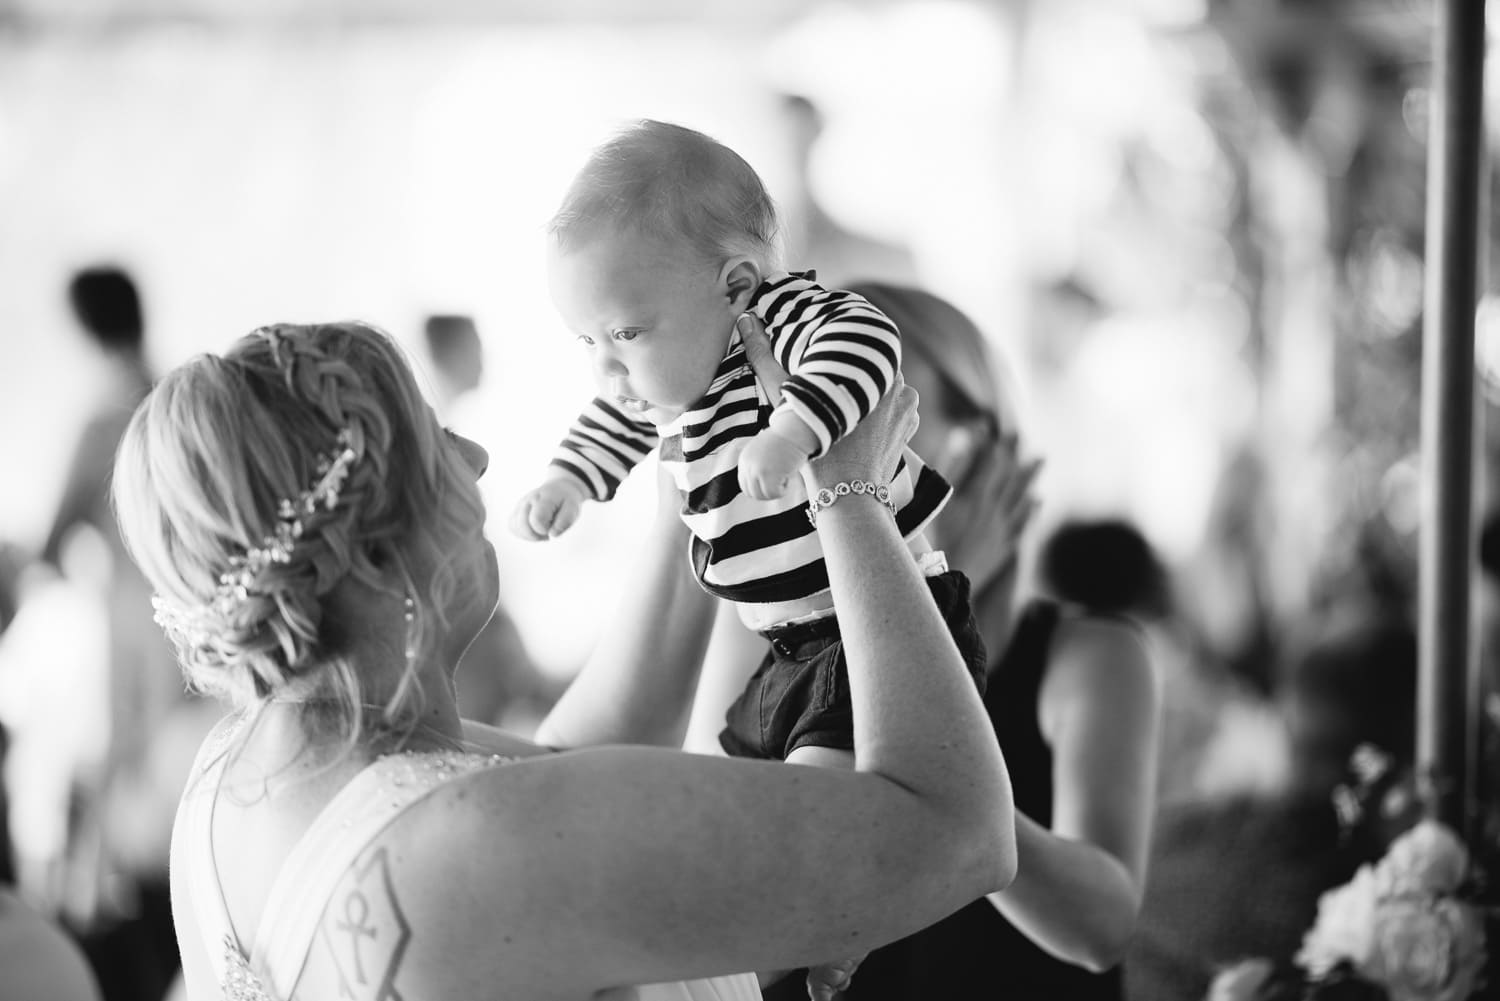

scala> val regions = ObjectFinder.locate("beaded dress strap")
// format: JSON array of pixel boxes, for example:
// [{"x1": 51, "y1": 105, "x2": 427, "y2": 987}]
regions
[
  {"x1": 177, "y1": 714, "x2": 250, "y2": 990},
  {"x1": 251, "y1": 749, "x2": 513, "y2": 1000}
]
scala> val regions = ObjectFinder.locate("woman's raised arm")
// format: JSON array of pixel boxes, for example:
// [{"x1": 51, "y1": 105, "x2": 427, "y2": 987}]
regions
[
  {"x1": 532, "y1": 461, "x2": 719, "y2": 749},
  {"x1": 985, "y1": 616, "x2": 1159, "y2": 970}
]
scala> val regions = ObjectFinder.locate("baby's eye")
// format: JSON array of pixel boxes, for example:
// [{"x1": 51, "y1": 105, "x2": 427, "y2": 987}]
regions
[
  {"x1": 612, "y1": 328, "x2": 639, "y2": 342},
  {"x1": 576, "y1": 334, "x2": 595, "y2": 347}
]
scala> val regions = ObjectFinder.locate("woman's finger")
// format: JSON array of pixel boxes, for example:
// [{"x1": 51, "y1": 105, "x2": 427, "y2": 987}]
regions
[
  {"x1": 939, "y1": 440, "x2": 1041, "y2": 590},
  {"x1": 738, "y1": 312, "x2": 788, "y2": 407},
  {"x1": 994, "y1": 458, "x2": 1042, "y2": 518}
]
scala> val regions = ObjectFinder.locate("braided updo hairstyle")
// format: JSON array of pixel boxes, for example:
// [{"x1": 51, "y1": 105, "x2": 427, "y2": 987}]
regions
[{"x1": 112, "y1": 321, "x2": 487, "y2": 744}]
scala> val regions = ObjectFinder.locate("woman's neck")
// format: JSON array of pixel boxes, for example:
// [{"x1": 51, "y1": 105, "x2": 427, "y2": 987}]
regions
[{"x1": 255, "y1": 653, "x2": 466, "y2": 761}]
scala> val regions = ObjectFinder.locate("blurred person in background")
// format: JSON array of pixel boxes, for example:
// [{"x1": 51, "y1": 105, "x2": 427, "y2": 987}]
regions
[
  {"x1": 113, "y1": 319, "x2": 1015, "y2": 1001},
  {"x1": 1033, "y1": 515, "x2": 1270, "y2": 807},
  {"x1": 1123, "y1": 604, "x2": 1418, "y2": 1001},
  {"x1": 1, "y1": 542, "x2": 30, "y2": 889},
  {"x1": 21, "y1": 264, "x2": 212, "y2": 1001},
  {"x1": 420, "y1": 313, "x2": 485, "y2": 420},
  {"x1": 42, "y1": 267, "x2": 154, "y2": 571},
  {"x1": 0, "y1": 888, "x2": 103, "y2": 1001},
  {"x1": 689, "y1": 282, "x2": 1160, "y2": 1001},
  {"x1": 0, "y1": 548, "x2": 103, "y2": 1001},
  {"x1": 774, "y1": 94, "x2": 918, "y2": 289},
  {"x1": 1474, "y1": 510, "x2": 1500, "y2": 858}
]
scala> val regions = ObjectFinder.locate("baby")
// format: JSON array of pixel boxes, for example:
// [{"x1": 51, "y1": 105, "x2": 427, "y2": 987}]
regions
[{"x1": 512, "y1": 120, "x2": 987, "y2": 767}]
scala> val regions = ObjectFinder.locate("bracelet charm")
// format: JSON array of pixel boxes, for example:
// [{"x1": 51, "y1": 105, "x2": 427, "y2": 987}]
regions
[{"x1": 806, "y1": 479, "x2": 897, "y2": 525}]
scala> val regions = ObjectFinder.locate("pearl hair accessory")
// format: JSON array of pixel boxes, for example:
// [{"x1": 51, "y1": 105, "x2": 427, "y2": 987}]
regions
[
  {"x1": 152, "y1": 428, "x2": 359, "y2": 646},
  {"x1": 403, "y1": 595, "x2": 416, "y2": 667}
]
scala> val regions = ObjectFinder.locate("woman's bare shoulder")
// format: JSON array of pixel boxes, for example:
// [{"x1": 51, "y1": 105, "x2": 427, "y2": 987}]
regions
[
  {"x1": 309, "y1": 748, "x2": 645, "y2": 998},
  {"x1": 1040, "y1": 614, "x2": 1157, "y2": 720}
]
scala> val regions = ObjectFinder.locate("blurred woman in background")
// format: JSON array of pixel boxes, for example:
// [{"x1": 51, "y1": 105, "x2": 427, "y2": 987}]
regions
[{"x1": 690, "y1": 282, "x2": 1161, "y2": 1001}]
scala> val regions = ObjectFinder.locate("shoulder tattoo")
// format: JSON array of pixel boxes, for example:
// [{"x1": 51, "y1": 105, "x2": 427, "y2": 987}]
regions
[{"x1": 318, "y1": 847, "x2": 412, "y2": 1000}]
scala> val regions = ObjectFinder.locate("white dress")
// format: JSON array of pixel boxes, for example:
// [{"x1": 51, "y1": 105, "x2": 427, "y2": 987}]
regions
[{"x1": 177, "y1": 719, "x2": 761, "y2": 1001}]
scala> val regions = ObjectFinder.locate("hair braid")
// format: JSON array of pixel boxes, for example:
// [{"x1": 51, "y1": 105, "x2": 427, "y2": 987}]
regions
[{"x1": 116, "y1": 321, "x2": 488, "y2": 748}]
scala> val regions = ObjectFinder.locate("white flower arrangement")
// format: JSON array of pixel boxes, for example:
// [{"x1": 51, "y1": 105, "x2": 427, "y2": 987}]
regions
[{"x1": 1207, "y1": 820, "x2": 1490, "y2": 1001}]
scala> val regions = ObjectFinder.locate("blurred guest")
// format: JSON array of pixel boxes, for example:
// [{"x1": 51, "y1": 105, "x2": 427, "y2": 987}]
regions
[
  {"x1": 0, "y1": 543, "x2": 27, "y2": 888},
  {"x1": 1034, "y1": 517, "x2": 1172, "y2": 621},
  {"x1": 1179, "y1": 444, "x2": 1279, "y2": 698},
  {"x1": 40, "y1": 266, "x2": 173, "y2": 785},
  {"x1": 0, "y1": 888, "x2": 102, "y2": 1001},
  {"x1": 31, "y1": 264, "x2": 201, "y2": 1001},
  {"x1": 421, "y1": 312, "x2": 484, "y2": 418},
  {"x1": 42, "y1": 266, "x2": 152, "y2": 567},
  {"x1": 1123, "y1": 605, "x2": 1417, "y2": 1001},
  {"x1": 0, "y1": 548, "x2": 104, "y2": 1001},
  {"x1": 1476, "y1": 508, "x2": 1500, "y2": 696},
  {"x1": 1473, "y1": 509, "x2": 1500, "y2": 855},
  {"x1": 1033, "y1": 515, "x2": 1276, "y2": 805},
  {"x1": 776, "y1": 94, "x2": 918, "y2": 287}
]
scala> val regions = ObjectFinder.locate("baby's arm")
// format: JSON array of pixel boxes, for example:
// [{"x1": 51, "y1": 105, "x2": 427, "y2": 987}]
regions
[
  {"x1": 737, "y1": 408, "x2": 820, "y2": 500},
  {"x1": 509, "y1": 398, "x2": 658, "y2": 541},
  {"x1": 736, "y1": 294, "x2": 902, "y2": 499}
]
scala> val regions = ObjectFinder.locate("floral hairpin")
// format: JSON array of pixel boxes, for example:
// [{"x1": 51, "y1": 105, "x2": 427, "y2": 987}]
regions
[{"x1": 152, "y1": 428, "x2": 359, "y2": 644}]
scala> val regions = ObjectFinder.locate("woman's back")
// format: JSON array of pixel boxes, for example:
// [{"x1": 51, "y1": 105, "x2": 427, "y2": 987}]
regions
[{"x1": 177, "y1": 713, "x2": 764, "y2": 1001}]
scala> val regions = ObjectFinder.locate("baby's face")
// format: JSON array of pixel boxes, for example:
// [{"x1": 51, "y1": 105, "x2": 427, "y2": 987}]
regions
[{"x1": 547, "y1": 228, "x2": 735, "y2": 424}]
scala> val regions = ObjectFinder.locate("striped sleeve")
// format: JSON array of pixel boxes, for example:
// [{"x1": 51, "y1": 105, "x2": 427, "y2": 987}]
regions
[
  {"x1": 774, "y1": 296, "x2": 902, "y2": 458},
  {"x1": 548, "y1": 397, "x2": 659, "y2": 502}
]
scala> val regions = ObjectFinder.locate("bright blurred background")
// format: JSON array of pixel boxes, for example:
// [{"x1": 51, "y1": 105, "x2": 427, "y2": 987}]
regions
[{"x1": 3, "y1": 1, "x2": 1500, "y2": 999}]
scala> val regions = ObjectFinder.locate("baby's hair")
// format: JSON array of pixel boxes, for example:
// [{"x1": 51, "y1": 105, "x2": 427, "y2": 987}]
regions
[
  {"x1": 550, "y1": 119, "x2": 783, "y2": 270},
  {"x1": 112, "y1": 321, "x2": 486, "y2": 751}
]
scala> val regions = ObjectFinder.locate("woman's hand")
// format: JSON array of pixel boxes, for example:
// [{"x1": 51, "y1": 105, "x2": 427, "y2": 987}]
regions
[
  {"x1": 735, "y1": 312, "x2": 918, "y2": 496},
  {"x1": 937, "y1": 431, "x2": 1041, "y2": 595}
]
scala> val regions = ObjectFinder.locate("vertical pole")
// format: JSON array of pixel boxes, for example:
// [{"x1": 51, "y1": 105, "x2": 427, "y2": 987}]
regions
[{"x1": 1418, "y1": 0, "x2": 1487, "y2": 839}]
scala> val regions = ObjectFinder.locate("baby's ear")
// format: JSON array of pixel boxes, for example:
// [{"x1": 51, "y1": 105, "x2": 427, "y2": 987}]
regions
[{"x1": 722, "y1": 258, "x2": 762, "y2": 311}]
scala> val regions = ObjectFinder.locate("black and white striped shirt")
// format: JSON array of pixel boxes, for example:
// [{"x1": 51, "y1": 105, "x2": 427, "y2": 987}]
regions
[{"x1": 550, "y1": 272, "x2": 951, "y2": 605}]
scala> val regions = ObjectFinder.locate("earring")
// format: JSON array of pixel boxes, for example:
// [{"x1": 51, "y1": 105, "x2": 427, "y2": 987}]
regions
[{"x1": 403, "y1": 594, "x2": 416, "y2": 668}]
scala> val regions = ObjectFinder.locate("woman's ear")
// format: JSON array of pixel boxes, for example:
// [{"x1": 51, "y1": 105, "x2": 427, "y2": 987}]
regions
[{"x1": 721, "y1": 258, "x2": 762, "y2": 312}]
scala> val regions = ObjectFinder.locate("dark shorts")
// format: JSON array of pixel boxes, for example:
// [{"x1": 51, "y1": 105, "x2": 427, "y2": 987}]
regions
[{"x1": 718, "y1": 570, "x2": 988, "y2": 760}]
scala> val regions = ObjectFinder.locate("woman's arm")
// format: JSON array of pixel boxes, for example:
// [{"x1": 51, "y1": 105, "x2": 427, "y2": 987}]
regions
[
  {"x1": 681, "y1": 602, "x2": 765, "y2": 754},
  {"x1": 531, "y1": 462, "x2": 719, "y2": 749},
  {"x1": 985, "y1": 615, "x2": 1160, "y2": 971}
]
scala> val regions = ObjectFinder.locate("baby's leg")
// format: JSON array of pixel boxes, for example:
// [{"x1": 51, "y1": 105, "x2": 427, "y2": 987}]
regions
[{"x1": 786, "y1": 745, "x2": 854, "y2": 770}]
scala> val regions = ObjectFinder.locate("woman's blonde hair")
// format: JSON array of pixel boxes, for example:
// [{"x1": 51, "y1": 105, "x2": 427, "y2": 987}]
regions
[{"x1": 112, "y1": 321, "x2": 486, "y2": 747}]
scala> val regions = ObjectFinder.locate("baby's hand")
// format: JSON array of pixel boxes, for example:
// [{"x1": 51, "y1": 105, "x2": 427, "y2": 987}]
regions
[
  {"x1": 509, "y1": 477, "x2": 588, "y2": 540},
  {"x1": 738, "y1": 428, "x2": 810, "y2": 500}
]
